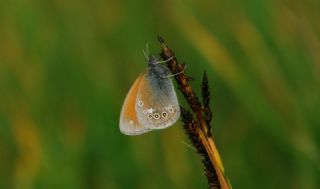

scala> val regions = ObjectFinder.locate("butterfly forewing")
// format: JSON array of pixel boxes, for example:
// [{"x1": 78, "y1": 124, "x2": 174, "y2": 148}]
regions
[
  {"x1": 119, "y1": 75, "x2": 151, "y2": 135},
  {"x1": 135, "y1": 73, "x2": 180, "y2": 129}
]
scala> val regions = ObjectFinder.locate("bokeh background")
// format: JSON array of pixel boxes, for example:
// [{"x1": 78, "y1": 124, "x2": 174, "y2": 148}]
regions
[{"x1": 1, "y1": 0, "x2": 320, "y2": 188}]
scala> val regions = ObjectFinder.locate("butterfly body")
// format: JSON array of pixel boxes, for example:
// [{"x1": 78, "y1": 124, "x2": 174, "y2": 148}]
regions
[{"x1": 120, "y1": 55, "x2": 180, "y2": 135}]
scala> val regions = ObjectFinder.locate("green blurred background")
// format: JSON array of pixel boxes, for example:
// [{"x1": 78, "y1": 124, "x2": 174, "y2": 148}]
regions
[{"x1": 1, "y1": 0, "x2": 320, "y2": 188}]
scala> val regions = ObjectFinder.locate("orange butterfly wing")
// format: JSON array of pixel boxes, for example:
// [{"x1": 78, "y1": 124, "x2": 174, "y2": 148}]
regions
[{"x1": 119, "y1": 74, "x2": 150, "y2": 135}]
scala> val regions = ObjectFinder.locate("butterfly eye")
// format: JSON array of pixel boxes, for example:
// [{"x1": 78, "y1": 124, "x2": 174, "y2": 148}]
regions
[
  {"x1": 153, "y1": 113, "x2": 160, "y2": 119},
  {"x1": 161, "y1": 112, "x2": 168, "y2": 118},
  {"x1": 147, "y1": 114, "x2": 153, "y2": 119},
  {"x1": 138, "y1": 100, "x2": 144, "y2": 107}
]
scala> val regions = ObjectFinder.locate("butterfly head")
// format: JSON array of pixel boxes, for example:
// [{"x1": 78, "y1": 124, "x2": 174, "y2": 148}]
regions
[{"x1": 147, "y1": 55, "x2": 158, "y2": 66}]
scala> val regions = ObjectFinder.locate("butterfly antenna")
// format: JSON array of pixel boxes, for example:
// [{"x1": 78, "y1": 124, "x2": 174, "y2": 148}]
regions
[{"x1": 142, "y1": 42, "x2": 149, "y2": 60}]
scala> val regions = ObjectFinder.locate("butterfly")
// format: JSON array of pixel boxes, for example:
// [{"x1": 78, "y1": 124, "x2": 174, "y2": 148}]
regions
[{"x1": 119, "y1": 51, "x2": 180, "y2": 135}]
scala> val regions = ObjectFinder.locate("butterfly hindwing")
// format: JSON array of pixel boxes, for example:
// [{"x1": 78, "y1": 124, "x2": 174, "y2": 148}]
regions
[{"x1": 135, "y1": 71, "x2": 180, "y2": 130}]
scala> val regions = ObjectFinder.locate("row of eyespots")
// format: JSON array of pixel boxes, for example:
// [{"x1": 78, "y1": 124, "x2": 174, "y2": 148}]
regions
[
  {"x1": 147, "y1": 111, "x2": 171, "y2": 120},
  {"x1": 137, "y1": 99, "x2": 175, "y2": 120}
]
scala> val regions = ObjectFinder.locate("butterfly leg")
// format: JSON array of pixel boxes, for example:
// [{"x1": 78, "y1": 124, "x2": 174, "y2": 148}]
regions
[
  {"x1": 154, "y1": 56, "x2": 175, "y2": 65},
  {"x1": 160, "y1": 65, "x2": 186, "y2": 78}
]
